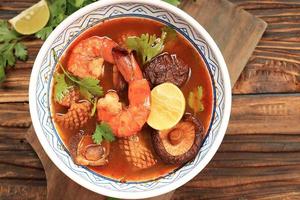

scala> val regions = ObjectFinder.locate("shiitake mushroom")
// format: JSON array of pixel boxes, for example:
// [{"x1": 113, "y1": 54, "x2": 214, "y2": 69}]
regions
[
  {"x1": 152, "y1": 113, "x2": 204, "y2": 165},
  {"x1": 143, "y1": 52, "x2": 190, "y2": 88}
]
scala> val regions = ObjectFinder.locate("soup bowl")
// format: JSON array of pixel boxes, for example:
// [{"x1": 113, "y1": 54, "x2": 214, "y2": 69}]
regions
[{"x1": 29, "y1": 0, "x2": 231, "y2": 199}]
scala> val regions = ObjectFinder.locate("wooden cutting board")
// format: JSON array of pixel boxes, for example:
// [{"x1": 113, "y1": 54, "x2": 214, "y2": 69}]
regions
[{"x1": 25, "y1": 0, "x2": 267, "y2": 199}]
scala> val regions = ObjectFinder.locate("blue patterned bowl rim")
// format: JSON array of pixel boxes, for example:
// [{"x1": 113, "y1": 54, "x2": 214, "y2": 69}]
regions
[{"x1": 29, "y1": 0, "x2": 232, "y2": 199}]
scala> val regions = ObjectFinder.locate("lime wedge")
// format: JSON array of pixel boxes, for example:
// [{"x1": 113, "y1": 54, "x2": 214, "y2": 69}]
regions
[{"x1": 9, "y1": 0, "x2": 50, "y2": 35}]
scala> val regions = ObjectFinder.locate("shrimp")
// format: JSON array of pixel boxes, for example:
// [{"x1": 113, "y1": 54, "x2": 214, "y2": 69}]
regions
[
  {"x1": 97, "y1": 47, "x2": 151, "y2": 137},
  {"x1": 67, "y1": 36, "x2": 118, "y2": 79}
]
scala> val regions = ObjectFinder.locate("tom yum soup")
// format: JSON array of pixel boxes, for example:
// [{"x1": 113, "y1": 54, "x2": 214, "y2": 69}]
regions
[{"x1": 51, "y1": 17, "x2": 213, "y2": 182}]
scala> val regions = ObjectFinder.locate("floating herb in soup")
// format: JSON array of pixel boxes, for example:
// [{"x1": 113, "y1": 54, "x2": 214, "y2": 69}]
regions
[{"x1": 51, "y1": 17, "x2": 213, "y2": 182}]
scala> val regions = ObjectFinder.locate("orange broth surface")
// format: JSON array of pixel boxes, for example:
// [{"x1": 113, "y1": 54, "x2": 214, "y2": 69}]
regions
[{"x1": 51, "y1": 17, "x2": 213, "y2": 182}]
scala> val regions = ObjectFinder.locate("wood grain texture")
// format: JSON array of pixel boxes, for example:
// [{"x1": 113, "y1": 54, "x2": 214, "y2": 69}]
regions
[
  {"x1": 1, "y1": 0, "x2": 300, "y2": 200},
  {"x1": 181, "y1": 0, "x2": 267, "y2": 85}
]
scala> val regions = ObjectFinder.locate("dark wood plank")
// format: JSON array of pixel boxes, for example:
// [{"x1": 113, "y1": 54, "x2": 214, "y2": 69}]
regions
[
  {"x1": 0, "y1": 103, "x2": 31, "y2": 127},
  {"x1": 182, "y1": 0, "x2": 267, "y2": 85},
  {"x1": 230, "y1": 0, "x2": 300, "y2": 94},
  {"x1": 228, "y1": 93, "x2": 300, "y2": 135},
  {"x1": 0, "y1": 179, "x2": 46, "y2": 200}
]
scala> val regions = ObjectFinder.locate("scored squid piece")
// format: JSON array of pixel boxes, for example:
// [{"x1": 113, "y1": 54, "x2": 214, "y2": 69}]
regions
[
  {"x1": 118, "y1": 134, "x2": 157, "y2": 169},
  {"x1": 57, "y1": 87, "x2": 81, "y2": 107},
  {"x1": 55, "y1": 101, "x2": 92, "y2": 130}
]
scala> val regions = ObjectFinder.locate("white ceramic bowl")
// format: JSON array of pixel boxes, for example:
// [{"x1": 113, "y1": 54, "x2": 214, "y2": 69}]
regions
[{"x1": 29, "y1": 0, "x2": 231, "y2": 199}]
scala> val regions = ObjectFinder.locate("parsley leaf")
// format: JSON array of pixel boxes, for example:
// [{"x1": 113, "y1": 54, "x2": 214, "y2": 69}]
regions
[
  {"x1": 188, "y1": 86, "x2": 204, "y2": 113},
  {"x1": 126, "y1": 31, "x2": 167, "y2": 65},
  {"x1": 92, "y1": 122, "x2": 115, "y2": 144},
  {"x1": 162, "y1": 0, "x2": 181, "y2": 6}
]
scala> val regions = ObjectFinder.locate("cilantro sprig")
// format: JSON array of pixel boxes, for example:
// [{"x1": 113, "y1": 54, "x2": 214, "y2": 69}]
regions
[
  {"x1": 0, "y1": 21, "x2": 27, "y2": 82},
  {"x1": 52, "y1": 50, "x2": 103, "y2": 107},
  {"x1": 92, "y1": 122, "x2": 115, "y2": 144},
  {"x1": 126, "y1": 31, "x2": 167, "y2": 65},
  {"x1": 53, "y1": 73, "x2": 72, "y2": 102},
  {"x1": 36, "y1": 0, "x2": 97, "y2": 40},
  {"x1": 188, "y1": 86, "x2": 204, "y2": 113}
]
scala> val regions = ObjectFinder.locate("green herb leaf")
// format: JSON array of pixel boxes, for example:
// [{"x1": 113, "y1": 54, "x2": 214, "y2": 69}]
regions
[
  {"x1": 0, "y1": 65, "x2": 5, "y2": 82},
  {"x1": 0, "y1": 20, "x2": 28, "y2": 82},
  {"x1": 92, "y1": 122, "x2": 115, "y2": 144},
  {"x1": 79, "y1": 77, "x2": 103, "y2": 96},
  {"x1": 52, "y1": 49, "x2": 103, "y2": 103},
  {"x1": 79, "y1": 85, "x2": 93, "y2": 102},
  {"x1": 68, "y1": 0, "x2": 85, "y2": 8},
  {"x1": 54, "y1": 73, "x2": 72, "y2": 102},
  {"x1": 35, "y1": 26, "x2": 53, "y2": 40},
  {"x1": 38, "y1": 0, "x2": 97, "y2": 40},
  {"x1": 162, "y1": 26, "x2": 177, "y2": 43},
  {"x1": 188, "y1": 86, "x2": 204, "y2": 113},
  {"x1": 162, "y1": 0, "x2": 181, "y2": 6},
  {"x1": 126, "y1": 31, "x2": 167, "y2": 64},
  {"x1": 14, "y1": 43, "x2": 27, "y2": 61},
  {"x1": 0, "y1": 21, "x2": 19, "y2": 42}
]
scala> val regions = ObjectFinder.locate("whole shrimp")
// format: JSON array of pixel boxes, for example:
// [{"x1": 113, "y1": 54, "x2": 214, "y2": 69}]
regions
[
  {"x1": 67, "y1": 36, "x2": 151, "y2": 137},
  {"x1": 97, "y1": 47, "x2": 151, "y2": 137}
]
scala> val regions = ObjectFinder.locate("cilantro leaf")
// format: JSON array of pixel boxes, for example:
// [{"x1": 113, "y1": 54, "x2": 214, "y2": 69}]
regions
[
  {"x1": 0, "y1": 21, "x2": 19, "y2": 42},
  {"x1": 14, "y1": 43, "x2": 27, "y2": 61},
  {"x1": 52, "y1": 49, "x2": 103, "y2": 103},
  {"x1": 54, "y1": 73, "x2": 72, "y2": 102},
  {"x1": 37, "y1": 0, "x2": 97, "y2": 40},
  {"x1": 78, "y1": 85, "x2": 93, "y2": 102},
  {"x1": 126, "y1": 31, "x2": 167, "y2": 65},
  {"x1": 0, "y1": 65, "x2": 5, "y2": 82},
  {"x1": 35, "y1": 26, "x2": 53, "y2": 40},
  {"x1": 68, "y1": 0, "x2": 85, "y2": 8},
  {"x1": 162, "y1": 0, "x2": 181, "y2": 6},
  {"x1": 0, "y1": 20, "x2": 28, "y2": 82},
  {"x1": 79, "y1": 77, "x2": 103, "y2": 96},
  {"x1": 92, "y1": 122, "x2": 115, "y2": 144},
  {"x1": 188, "y1": 86, "x2": 204, "y2": 113},
  {"x1": 162, "y1": 26, "x2": 177, "y2": 43}
]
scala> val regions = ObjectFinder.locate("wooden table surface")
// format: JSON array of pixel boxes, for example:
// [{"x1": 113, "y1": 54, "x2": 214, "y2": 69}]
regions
[{"x1": 1, "y1": 0, "x2": 300, "y2": 199}]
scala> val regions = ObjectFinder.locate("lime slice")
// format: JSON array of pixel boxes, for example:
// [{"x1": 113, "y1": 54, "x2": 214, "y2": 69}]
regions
[
  {"x1": 9, "y1": 0, "x2": 50, "y2": 35},
  {"x1": 147, "y1": 83, "x2": 186, "y2": 130}
]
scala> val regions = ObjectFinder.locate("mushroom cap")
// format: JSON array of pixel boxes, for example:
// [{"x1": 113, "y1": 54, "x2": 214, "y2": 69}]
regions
[
  {"x1": 152, "y1": 113, "x2": 204, "y2": 165},
  {"x1": 69, "y1": 134, "x2": 110, "y2": 166},
  {"x1": 144, "y1": 53, "x2": 190, "y2": 88}
]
